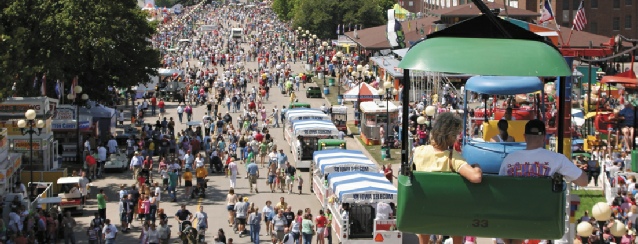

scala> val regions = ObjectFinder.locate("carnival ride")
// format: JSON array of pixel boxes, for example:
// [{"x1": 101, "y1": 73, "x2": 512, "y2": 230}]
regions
[
  {"x1": 462, "y1": 76, "x2": 544, "y2": 174},
  {"x1": 395, "y1": 0, "x2": 573, "y2": 239}
]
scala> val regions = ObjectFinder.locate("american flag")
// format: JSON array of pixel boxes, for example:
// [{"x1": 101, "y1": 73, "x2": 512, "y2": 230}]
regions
[{"x1": 572, "y1": 0, "x2": 587, "y2": 31}]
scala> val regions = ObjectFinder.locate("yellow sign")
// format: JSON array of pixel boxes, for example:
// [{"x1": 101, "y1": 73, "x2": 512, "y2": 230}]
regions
[
  {"x1": 0, "y1": 120, "x2": 50, "y2": 136},
  {"x1": 13, "y1": 139, "x2": 41, "y2": 151}
]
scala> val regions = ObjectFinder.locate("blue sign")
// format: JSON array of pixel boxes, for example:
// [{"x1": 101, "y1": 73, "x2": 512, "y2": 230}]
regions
[{"x1": 51, "y1": 120, "x2": 90, "y2": 130}]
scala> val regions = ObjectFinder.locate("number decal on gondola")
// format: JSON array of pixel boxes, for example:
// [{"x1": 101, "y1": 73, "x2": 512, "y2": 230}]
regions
[{"x1": 472, "y1": 219, "x2": 488, "y2": 227}]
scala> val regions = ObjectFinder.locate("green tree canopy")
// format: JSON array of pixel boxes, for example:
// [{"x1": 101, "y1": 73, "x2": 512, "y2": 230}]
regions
[
  {"x1": 290, "y1": 0, "x2": 388, "y2": 39},
  {"x1": 0, "y1": 0, "x2": 160, "y2": 102}
]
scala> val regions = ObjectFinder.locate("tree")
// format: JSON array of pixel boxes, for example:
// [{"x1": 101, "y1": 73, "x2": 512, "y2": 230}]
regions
[
  {"x1": 272, "y1": 0, "x2": 292, "y2": 21},
  {"x1": 0, "y1": 0, "x2": 160, "y2": 102},
  {"x1": 291, "y1": 0, "x2": 387, "y2": 39}
]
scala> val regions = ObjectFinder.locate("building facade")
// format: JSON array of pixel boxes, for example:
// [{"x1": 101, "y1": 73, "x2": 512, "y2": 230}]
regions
[
  {"x1": 400, "y1": 0, "x2": 637, "y2": 38},
  {"x1": 516, "y1": 0, "x2": 637, "y2": 38}
]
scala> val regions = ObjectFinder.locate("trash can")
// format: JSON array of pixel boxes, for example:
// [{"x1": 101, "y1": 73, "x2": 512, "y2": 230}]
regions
[
  {"x1": 318, "y1": 73, "x2": 324, "y2": 79},
  {"x1": 328, "y1": 78, "x2": 335, "y2": 86},
  {"x1": 324, "y1": 86, "x2": 330, "y2": 95},
  {"x1": 337, "y1": 95, "x2": 343, "y2": 105}
]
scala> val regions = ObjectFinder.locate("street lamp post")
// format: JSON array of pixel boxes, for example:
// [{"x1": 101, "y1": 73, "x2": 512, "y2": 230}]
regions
[
  {"x1": 354, "y1": 71, "x2": 362, "y2": 130},
  {"x1": 17, "y1": 109, "x2": 44, "y2": 200},
  {"x1": 322, "y1": 41, "x2": 329, "y2": 86},
  {"x1": 335, "y1": 51, "x2": 344, "y2": 96},
  {"x1": 67, "y1": 85, "x2": 89, "y2": 166},
  {"x1": 380, "y1": 81, "x2": 395, "y2": 159}
]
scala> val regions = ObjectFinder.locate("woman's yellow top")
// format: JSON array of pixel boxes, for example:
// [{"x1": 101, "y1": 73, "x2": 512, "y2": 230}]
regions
[
  {"x1": 183, "y1": 171, "x2": 193, "y2": 181},
  {"x1": 412, "y1": 145, "x2": 468, "y2": 172}
]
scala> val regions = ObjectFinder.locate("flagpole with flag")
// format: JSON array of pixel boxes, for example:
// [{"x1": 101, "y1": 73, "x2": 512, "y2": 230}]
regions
[
  {"x1": 566, "y1": 0, "x2": 587, "y2": 47},
  {"x1": 539, "y1": 0, "x2": 565, "y2": 45}
]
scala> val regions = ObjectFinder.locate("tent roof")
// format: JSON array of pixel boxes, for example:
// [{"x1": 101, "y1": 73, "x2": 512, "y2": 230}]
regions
[
  {"x1": 343, "y1": 17, "x2": 438, "y2": 50},
  {"x1": 342, "y1": 82, "x2": 380, "y2": 101},
  {"x1": 369, "y1": 56, "x2": 403, "y2": 78}
]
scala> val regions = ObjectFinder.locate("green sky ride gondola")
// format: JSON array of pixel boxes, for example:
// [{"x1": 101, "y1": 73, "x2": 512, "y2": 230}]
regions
[{"x1": 396, "y1": 0, "x2": 573, "y2": 240}]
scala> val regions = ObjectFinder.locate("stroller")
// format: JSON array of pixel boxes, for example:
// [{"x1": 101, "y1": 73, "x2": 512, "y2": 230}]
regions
[
  {"x1": 191, "y1": 178, "x2": 208, "y2": 198},
  {"x1": 180, "y1": 221, "x2": 198, "y2": 244}
]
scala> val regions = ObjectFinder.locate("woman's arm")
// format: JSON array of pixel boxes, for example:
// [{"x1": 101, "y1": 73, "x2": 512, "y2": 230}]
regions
[{"x1": 458, "y1": 164, "x2": 482, "y2": 183}]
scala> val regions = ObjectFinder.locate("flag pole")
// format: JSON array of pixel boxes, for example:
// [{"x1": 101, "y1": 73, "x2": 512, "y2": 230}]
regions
[
  {"x1": 565, "y1": 27, "x2": 575, "y2": 47},
  {"x1": 546, "y1": 0, "x2": 566, "y2": 46}
]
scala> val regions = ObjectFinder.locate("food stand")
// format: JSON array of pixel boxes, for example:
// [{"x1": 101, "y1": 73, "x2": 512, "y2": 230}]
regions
[
  {"x1": 51, "y1": 105, "x2": 93, "y2": 164},
  {"x1": 359, "y1": 101, "x2": 398, "y2": 145},
  {"x1": 0, "y1": 129, "x2": 23, "y2": 196},
  {"x1": 0, "y1": 97, "x2": 58, "y2": 171}
]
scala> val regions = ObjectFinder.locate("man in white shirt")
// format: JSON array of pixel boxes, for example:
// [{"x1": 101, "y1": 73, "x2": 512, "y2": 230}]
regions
[
  {"x1": 228, "y1": 160, "x2": 238, "y2": 189},
  {"x1": 498, "y1": 119, "x2": 588, "y2": 186},
  {"x1": 129, "y1": 152, "x2": 143, "y2": 180},
  {"x1": 107, "y1": 136, "x2": 118, "y2": 155},
  {"x1": 97, "y1": 145, "x2": 107, "y2": 177},
  {"x1": 102, "y1": 219, "x2": 118, "y2": 243},
  {"x1": 8, "y1": 209, "x2": 22, "y2": 233},
  {"x1": 498, "y1": 120, "x2": 588, "y2": 244}
]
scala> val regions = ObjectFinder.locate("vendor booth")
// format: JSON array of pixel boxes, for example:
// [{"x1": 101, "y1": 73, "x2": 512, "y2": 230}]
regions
[
  {"x1": 51, "y1": 105, "x2": 93, "y2": 164},
  {"x1": 359, "y1": 101, "x2": 399, "y2": 145},
  {"x1": 0, "y1": 129, "x2": 23, "y2": 196},
  {"x1": 369, "y1": 56, "x2": 404, "y2": 86},
  {"x1": 0, "y1": 97, "x2": 58, "y2": 171}
]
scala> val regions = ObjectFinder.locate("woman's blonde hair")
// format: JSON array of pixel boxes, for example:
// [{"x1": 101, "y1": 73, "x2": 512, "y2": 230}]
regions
[{"x1": 430, "y1": 112, "x2": 463, "y2": 149}]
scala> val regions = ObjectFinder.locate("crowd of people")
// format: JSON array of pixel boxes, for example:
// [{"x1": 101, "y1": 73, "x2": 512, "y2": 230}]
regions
[{"x1": 80, "y1": 1, "x2": 359, "y2": 244}]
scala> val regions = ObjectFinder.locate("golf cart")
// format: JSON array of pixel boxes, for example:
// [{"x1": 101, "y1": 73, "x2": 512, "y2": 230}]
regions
[
  {"x1": 104, "y1": 149, "x2": 128, "y2": 172},
  {"x1": 57, "y1": 177, "x2": 86, "y2": 214}
]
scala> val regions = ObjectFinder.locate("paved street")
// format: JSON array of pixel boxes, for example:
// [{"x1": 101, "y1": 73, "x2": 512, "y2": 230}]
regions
[{"x1": 68, "y1": 37, "x2": 394, "y2": 244}]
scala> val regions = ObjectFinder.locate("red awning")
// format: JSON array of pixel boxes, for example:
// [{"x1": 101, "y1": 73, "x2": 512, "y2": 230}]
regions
[{"x1": 601, "y1": 70, "x2": 638, "y2": 87}]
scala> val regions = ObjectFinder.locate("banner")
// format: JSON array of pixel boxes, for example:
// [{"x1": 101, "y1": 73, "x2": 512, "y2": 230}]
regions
[{"x1": 13, "y1": 139, "x2": 42, "y2": 150}]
